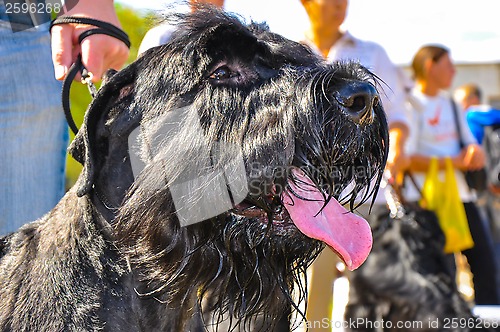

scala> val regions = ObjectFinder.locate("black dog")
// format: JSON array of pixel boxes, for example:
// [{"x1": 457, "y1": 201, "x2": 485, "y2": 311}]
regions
[
  {"x1": 345, "y1": 197, "x2": 491, "y2": 331},
  {"x1": 0, "y1": 7, "x2": 388, "y2": 331}
]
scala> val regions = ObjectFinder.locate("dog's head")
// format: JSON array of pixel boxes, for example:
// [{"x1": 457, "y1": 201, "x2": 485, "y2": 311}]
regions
[{"x1": 69, "y1": 6, "x2": 388, "y2": 328}]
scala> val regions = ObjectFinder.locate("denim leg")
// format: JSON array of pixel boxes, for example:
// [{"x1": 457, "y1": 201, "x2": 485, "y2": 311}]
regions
[{"x1": 0, "y1": 22, "x2": 68, "y2": 235}]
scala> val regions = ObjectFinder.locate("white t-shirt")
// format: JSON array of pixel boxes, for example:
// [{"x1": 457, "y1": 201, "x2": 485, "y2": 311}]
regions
[
  {"x1": 404, "y1": 89, "x2": 478, "y2": 202},
  {"x1": 137, "y1": 24, "x2": 175, "y2": 56}
]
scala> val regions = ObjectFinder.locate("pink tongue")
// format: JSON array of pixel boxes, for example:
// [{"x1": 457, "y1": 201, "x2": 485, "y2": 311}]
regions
[{"x1": 282, "y1": 170, "x2": 372, "y2": 270}]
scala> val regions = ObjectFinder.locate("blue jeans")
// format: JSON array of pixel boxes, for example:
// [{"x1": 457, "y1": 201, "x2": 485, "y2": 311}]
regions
[{"x1": 0, "y1": 3, "x2": 68, "y2": 235}]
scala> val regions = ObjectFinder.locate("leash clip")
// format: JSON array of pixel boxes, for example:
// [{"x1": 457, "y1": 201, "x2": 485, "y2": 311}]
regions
[
  {"x1": 81, "y1": 68, "x2": 98, "y2": 98},
  {"x1": 81, "y1": 69, "x2": 93, "y2": 85}
]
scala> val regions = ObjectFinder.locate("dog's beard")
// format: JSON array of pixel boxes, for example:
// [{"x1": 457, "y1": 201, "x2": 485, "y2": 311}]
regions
[{"x1": 114, "y1": 170, "x2": 324, "y2": 329}]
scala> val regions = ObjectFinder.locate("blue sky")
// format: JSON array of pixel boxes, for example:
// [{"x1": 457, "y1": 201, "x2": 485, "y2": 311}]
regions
[{"x1": 117, "y1": 0, "x2": 500, "y2": 65}]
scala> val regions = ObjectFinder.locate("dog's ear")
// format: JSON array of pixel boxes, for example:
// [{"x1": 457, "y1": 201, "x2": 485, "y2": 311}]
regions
[{"x1": 69, "y1": 64, "x2": 140, "y2": 197}]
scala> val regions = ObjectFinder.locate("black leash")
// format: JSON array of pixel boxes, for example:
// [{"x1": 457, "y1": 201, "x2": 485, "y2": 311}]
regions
[{"x1": 50, "y1": 16, "x2": 131, "y2": 135}]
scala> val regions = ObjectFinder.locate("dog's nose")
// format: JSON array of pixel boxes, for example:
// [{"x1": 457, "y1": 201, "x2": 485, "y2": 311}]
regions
[{"x1": 335, "y1": 82, "x2": 379, "y2": 124}]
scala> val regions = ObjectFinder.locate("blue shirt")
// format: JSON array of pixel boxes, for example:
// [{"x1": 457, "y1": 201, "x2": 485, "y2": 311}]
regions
[{"x1": 466, "y1": 105, "x2": 500, "y2": 143}]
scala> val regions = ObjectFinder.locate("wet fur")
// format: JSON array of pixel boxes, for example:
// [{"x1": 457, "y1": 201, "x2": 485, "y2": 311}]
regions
[{"x1": 0, "y1": 7, "x2": 388, "y2": 331}]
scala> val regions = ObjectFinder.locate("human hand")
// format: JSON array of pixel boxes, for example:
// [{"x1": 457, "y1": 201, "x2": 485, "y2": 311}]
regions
[
  {"x1": 386, "y1": 147, "x2": 410, "y2": 185},
  {"x1": 385, "y1": 122, "x2": 410, "y2": 184},
  {"x1": 51, "y1": 0, "x2": 129, "y2": 82},
  {"x1": 455, "y1": 144, "x2": 486, "y2": 171}
]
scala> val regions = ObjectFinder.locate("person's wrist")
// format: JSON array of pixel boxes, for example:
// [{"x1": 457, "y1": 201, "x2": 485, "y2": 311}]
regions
[{"x1": 60, "y1": 0, "x2": 117, "y2": 19}]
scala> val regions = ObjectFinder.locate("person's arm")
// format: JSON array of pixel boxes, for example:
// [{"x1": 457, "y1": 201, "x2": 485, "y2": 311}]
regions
[
  {"x1": 372, "y1": 46, "x2": 411, "y2": 182},
  {"x1": 408, "y1": 144, "x2": 485, "y2": 173},
  {"x1": 386, "y1": 121, "x2": 409, "y2": 183},
  {"x1": 51, "y1": 0, "x2": 129, "y2": 82},
  {"x1": 456, "y1": 104, "x2": 486, "y2": 170}
]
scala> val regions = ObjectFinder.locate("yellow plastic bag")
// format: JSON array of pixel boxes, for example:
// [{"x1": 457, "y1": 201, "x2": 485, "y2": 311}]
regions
[{"x1": 421, "y1": 157, "x2": 474, "y2": 253}]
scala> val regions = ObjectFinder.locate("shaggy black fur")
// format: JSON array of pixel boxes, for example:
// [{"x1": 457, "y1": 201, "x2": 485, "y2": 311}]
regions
[
  {"x1": 345, "y1": 203, "x2": 494, "y2": 331},
  {"x1": 0, "y1": 7, "x2": 388, "y2": 331}
]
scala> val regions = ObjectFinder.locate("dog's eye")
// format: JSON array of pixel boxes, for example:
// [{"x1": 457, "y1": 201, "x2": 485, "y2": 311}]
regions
[{"x1": 209, "y1": 66, "x2": 234, "y2": 81}]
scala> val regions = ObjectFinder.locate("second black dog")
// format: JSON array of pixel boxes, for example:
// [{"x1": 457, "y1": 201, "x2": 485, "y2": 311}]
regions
[{"x1": 345, "y1": 201, "x2": 492, "y2": 331}]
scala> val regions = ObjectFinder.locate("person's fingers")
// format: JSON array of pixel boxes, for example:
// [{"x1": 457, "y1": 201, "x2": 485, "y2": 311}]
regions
[
  {"x1": 79, "y1": 36, "x2": 106, "y2": 81},
  {"x1": 107, "y1": 45, "x2": 130, "y2": 70},
  {"x1": 472, "y1": 153, "x2": 486, "y2": 170},
  {"x1": 463, "y1": 147, "x2": 473, "y2": 168},
  {"x1": 51, "y1": 24, "x2": 75, "y2": 80},
  {"x1": 80, "y1": 35, "x2": 129, "y2": 82},
  {"x1": 464, "y1": 145, "x2": 486, "y2": 170},
  {"x1": 477, "y1": 147, "x2": 486, "y2": 166}
]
